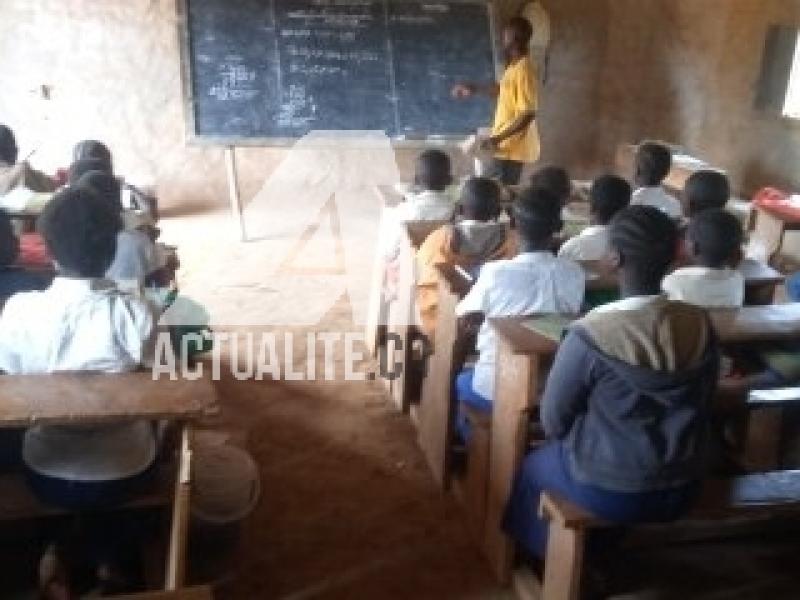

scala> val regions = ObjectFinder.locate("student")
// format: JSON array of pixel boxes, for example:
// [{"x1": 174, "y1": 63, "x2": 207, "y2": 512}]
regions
[
  {"x1": 0, "y1": 124, "x2": 57, "y2": 196},
  {"x1": 0, "y1": 209, "x2": 52, "y2": 297},
  {"x1": 72, "y1": 140, "x2": 158, "y2": 220},
  {"x1": 454, "y1": 188, "x2": 585, "y2": 424},
  {"x1": 558, "y1": 175, "x2": 631, "y2": 263},
  {"x1": 529, "y1": 165, "x2": 571, "y2": 206},
  {"x1": 416, "y1": 177, "x2": 517, "y2": 337},
  {"x1": 630, "y1": 142, "x2": 683, "y2": 219},
  {"x1": 504, "y1": 205, "x2": 719, "y2": 558},
  {"x1": 662, "y1": 209, "x2": 744, "y2": 308},
  {"x1": 394, "y1": 149, "x2": 457, "y2": 222},
  {"x1": 685, "y1": 170, "x2": 730, "y2": 218},
  {"x1": 452, "y1": 17, "x2": 539, "y2": 185},
  {"x1": 75, "y1": 170, "x2": 169, "y2": 290},
  {"x1": 0, "y1": 187, "x2": 157, "y2": 508}
]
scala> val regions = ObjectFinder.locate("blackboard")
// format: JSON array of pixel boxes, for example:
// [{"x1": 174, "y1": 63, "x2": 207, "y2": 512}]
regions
[{"x1": 181, "y1": 0, "x2": 496, "y2": 142}]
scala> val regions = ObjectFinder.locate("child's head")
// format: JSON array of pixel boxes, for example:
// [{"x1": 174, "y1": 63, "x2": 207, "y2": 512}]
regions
[
  {"x1": 514, "y1": 187, "x2": 563, "y2": 251},
  {"x1": 610, "y1": 205, "x2": 678, "y2": 294},
  {"x1": 687, "y1": 208, "x2": 743, "y2": 269},
  {"x1": 0, "y1": 125, "x2": 18, "y2": 165},
  {"x1": 0, "y1": 210, "x2": 19, "y2": 267},
  {"x1": 685, "y1": 170, "x2": 730, "y2": 217},
  {"x1": 75, "y1": 170, "x2": 123, "y2": 214},
  {"x1": 634, "y1": 142, "x2": 672, "y2": 188},
  {"x1": 503, "y1": 17, "x2": 533, "y2": 54},
  {"x1": 72, "y1": 140, "x2": 113, "y2": 173},
  {"x1": 69, "y1": 158, "x2": 113, "y2": 185},
  {"x1": 39, "y1": 187, "x2": 121, "y2": 278},
  {"x1": 413, "y1": 149, "x2": 452, "y2": 192},
  {"x1": 459, "y1": 177, "x2": 501, "y2": 221},
  {"x1": 530, "y1": 166, "x2": 571, "y2": 206},
  {"x1": 590, "y1": 175, "x2": 631, "y2": 225}
]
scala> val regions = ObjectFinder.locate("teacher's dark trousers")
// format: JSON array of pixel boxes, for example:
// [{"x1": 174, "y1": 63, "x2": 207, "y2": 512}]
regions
[{"x1": 486, "y1": 158, "x2": 524, "y2": 186}]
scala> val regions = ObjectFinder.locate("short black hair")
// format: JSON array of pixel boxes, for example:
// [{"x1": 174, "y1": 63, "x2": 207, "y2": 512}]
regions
[
  {"x1": 635, "y1": 142, "x2": 672, "y2": 187},
  {"x1": 685, "y1": 170, "x2": 730, "y2": 217},
  {"x1": 414, "y1": 149, "x2": 452, "y2": 192},
  {"x1": 514, "y1": 187, "x2": 562, "y2": 245},
  {"x1": 610, "y1": 205, "x2": 677, "y2": 285},
  {"x1": 590, "y1": 175, "x2": 631, "y2": 224},
  {"x1": 72, "y1": 140, "x2": 113, "y2": 173},
  {"x1": 0, "y1": 210, "x2": 19, "y2": 267},
  {"x1": 530, "y1": 166, "x2": 571, "y2": 205},
  {"x1": 687, "y1": 209, "x2": 742, "y2": 268},
  {"x1": 0, "y1": 124, "x2": 18, "y2": 165},
  {"x1": 69, "y1": 158, "x2": 114, "y2": 185},
  {"x1": 75, "y1": 170, "x2": 123, "y2": 214},
  {"x1": 460, "y1": 176, "x2": 501, "y2": 221},
  {"x1": 39, "y1": 187, "x2": 121, "y2": 278},
  {"x1": 506, "y1": 16, "x2": 533, "y2": 45}
]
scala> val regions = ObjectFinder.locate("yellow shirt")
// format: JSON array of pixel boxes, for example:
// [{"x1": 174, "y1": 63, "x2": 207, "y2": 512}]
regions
[{"x1": 492, "y1": 57, "x2": 540, "y2": 163}]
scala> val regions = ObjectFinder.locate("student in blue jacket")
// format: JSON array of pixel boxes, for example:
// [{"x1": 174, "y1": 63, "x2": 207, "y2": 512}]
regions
[{"x1": 503, "y1": 205, "x2": 720, "y2": 558}]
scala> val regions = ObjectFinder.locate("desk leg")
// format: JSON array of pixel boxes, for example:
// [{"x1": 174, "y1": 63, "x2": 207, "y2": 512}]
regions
[
  {"x1": 166, "y1": 422, "x2": 193, "y2": 590},
  {"x1": 484, "y1": 342, "x2": 539, "y2": 584}
]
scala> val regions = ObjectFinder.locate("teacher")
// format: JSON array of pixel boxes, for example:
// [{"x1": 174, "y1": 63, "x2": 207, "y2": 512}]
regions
[{"x1": 452, "y1": 17, "x2": 539, "y2": 185}]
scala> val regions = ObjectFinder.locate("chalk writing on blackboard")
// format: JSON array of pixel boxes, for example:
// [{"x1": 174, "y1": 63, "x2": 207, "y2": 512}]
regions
[{"x1": 185, "y1": 0, "x2": 496, "y2": 138}]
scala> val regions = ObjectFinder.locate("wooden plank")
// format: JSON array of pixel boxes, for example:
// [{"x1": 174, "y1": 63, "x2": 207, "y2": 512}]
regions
[
  {"x1": 454, "y1": 406, "x2": 492, "y2": 545},
  {"x1": 417, "y1": 268, "x2": 463, "y2": 487},
  {"x1": 483, "y1": 329, "x2": 551, "y2": 584},
  {"x1": 541, "y1": 518, "x2": 585, "y2": 600},
  {"x1": 0, "y1": 373, "x2": 217, "y2": 428},
  {"x1": 166, "y1": 424, "x2": 193, "y2": 591},
  {"x1": 115, "y1": 585, "x2": 213, "y2": 599},
  {"x1": 0, "y1": 466, "x2": 172, "y2": 522},
  {"x1": 709, "y1": 304, "x2": 800, "y2": 343}
]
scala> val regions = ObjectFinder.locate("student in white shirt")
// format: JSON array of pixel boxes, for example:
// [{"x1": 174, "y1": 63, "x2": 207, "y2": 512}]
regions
[
  {"x1": 559, "y1": 174, "x2": 631, "y2": 263},
  {"x1": 454, "y1": 187, "x2": 585, "y2": 433},
  {"x1": 394, "y1": 149, "x2": 457, "y2": 222},
  {"x1": 630, "y1": 142, "x2": 683, "y2": 220},
  {"x1": 662, "y1": 208, "x2": 745, "y2": 308},
  {"x1": 0, "y1": 187, "x2": 158, "y2": 509}
]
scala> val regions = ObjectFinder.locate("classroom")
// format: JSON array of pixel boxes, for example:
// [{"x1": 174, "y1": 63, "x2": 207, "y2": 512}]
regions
[{"x1": 2, "y1": 0, "x2": 800, "y2": 598}]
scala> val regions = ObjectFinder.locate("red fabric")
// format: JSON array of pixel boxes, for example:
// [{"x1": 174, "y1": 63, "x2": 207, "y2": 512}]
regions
[
  {"x1": 16, "y1": 233, "x2": 52, "y2": 269},
  {"x1": 752, "y1": 187, "x2": 800, "y2": 222}
]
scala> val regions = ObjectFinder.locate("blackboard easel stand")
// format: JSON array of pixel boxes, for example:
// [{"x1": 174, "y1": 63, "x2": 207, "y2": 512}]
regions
[{"x1": 224, "y1": 146, "x2": 246, "y2": 241}]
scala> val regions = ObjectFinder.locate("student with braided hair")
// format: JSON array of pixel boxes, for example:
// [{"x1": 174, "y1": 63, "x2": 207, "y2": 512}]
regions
[{"x1": 503, "y1": 205, "x2": 719, "y2": 558}]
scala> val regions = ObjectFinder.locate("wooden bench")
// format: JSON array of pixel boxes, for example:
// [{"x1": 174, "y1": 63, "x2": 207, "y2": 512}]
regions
[
  {"x1": 481, "y1": 303, "x2": 800, "y2": 584},
  {"x1": 0, "y1": 372, "x2": 217, "y2": 592},
  {"x1": 114, "y1": 584, "x2": 213, "y2": 599},
  {"x1": 529, "y1": 470, "x2": 800, "y2": 600}
]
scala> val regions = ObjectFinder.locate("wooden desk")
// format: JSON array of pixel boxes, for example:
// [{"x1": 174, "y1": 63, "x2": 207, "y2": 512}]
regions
[
  {"x1": 0, "y1": 372, "x2": 217, "y2": 591},
  {"x1": 481, "y1": 303, "x2": 800, "y2": 582},
  {"x1": 582, "y1": 261, "x2": 784, "y2": 306}
]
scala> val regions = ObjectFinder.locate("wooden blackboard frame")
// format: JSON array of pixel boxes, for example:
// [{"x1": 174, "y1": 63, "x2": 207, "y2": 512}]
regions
[{"x1": 176, "y1": 0, "x2": 500, "y2": 146}]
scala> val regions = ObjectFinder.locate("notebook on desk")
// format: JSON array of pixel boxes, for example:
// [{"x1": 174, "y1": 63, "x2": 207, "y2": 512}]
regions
[{"x1": 521, "y1": 315, "x2": 573, "y2": 343}]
